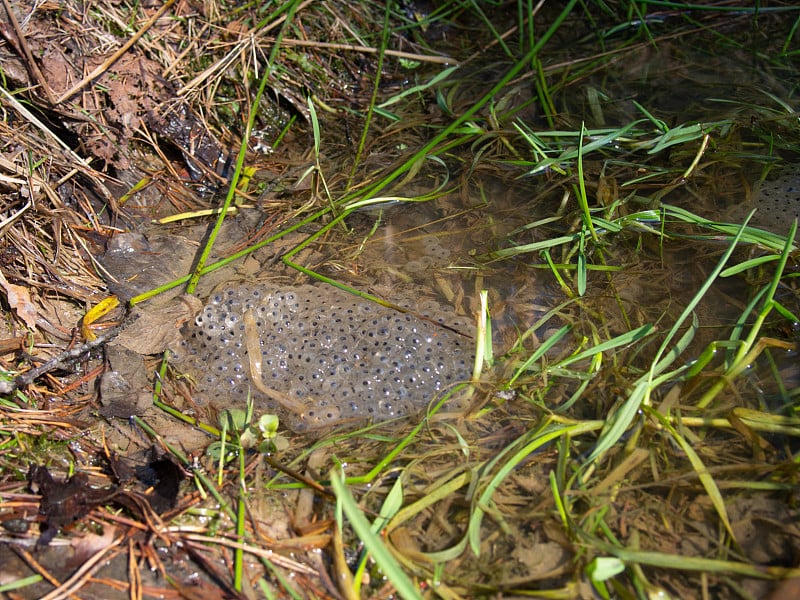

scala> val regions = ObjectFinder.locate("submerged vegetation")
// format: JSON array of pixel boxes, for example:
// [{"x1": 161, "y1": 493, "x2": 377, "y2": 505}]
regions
[{"x1": 0, "y1": 0, "x2": 799, "y2": 598}]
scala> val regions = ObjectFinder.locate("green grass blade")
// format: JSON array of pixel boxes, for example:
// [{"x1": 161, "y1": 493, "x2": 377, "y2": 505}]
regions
[
  {"x1": 648, "y1": 408, "x2": 737, "y2": 543},
  {"x1": 372, "y1": 476, "x2": 404, "y2": 534},
  {"x1": 697, "y1": 219, "x2": 797, "y2": 408},
  {"x1": 186, "y1": 0, "x2": 303, "y2": 294},
  {"x1": 0, "y1": 576, "x2": 43, "y2": 593},
  {"x1": 377, "y1": 66, "x2": 459, "y2": 109},
  {"x1": 720, "y1": 254, "x2": 781, "y2": 277},
  {"x1": 506, "y1": 324, "x2": 572, "y2": 387},
  {"x1": 331, "y1": 467, "x2": 422, "y2": 600},
  {"x1": 588, "y1": 316, "x2": 695, "y2": 464},
  {"x1": 576, "y1": 122, "x2": 598, "y2": 244},
  {"x1": 489, "y1": 234, "x2": 578, "y2": 258},
  {"x1": 556, "y1": 324, "x2": 654, "y2": 369},
  {"x1": 588, "y1": 214, "x2": 749, "y2": 463},
  {"x1": 355, "y1": 0, "x2": 580, "y2": 201},
  {"x1": 577, "y1": 243, "x2": 587, "y2": 296}
]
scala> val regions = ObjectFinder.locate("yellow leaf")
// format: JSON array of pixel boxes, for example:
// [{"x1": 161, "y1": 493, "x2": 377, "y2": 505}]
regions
[{"x1": 81, "y1": 296, "x2": 120, "y2": 340}]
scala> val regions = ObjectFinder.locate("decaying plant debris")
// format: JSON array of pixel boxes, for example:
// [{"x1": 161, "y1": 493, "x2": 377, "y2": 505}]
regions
[{"x1": 1, "y1": 0, "x2": 800, "y2": 598}]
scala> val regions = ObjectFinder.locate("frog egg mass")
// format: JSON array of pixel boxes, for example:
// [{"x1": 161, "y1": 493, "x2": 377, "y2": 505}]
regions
[
  {"x1": 749, "y1": 173, "x2": 800, "y2": 233},
  {"x1": 174, "y1": 284, "x2": 474, "y2": 431},
  {"x1": 728, "y1": 170, "x2": 800, "y2": 234}
]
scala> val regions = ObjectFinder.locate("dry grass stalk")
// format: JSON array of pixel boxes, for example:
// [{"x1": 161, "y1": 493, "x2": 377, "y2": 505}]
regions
[{"x1": 55, "y1": 0, "x2": 179, "y2": 104}]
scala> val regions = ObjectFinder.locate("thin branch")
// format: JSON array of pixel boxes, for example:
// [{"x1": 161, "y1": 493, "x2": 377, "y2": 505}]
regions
[{"x1": 0, "y1": 329, "x2": 120, "y2": 396}]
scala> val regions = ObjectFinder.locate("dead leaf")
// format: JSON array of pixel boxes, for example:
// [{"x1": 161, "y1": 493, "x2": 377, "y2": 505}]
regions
[
  {"x1": 0, "y1": 270, "x2": 38, "y2": 331},
  {"x1": 71, "y1": 524, "x2": 118, "y2": 560},
  {"x1": 115, "y1": 295, "x2": 202, "y2": 355},
  {"x1": 28, "y1": 465, "x2": 119, "y2": 547}
]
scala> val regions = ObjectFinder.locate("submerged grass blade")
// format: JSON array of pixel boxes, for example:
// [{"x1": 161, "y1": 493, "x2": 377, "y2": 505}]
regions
[
  {"x1": 664, "y1": 204, "x2": 795, "y2": 251},
  {"x1": 331, "y1": 467, "x2": 422, "y2": 600},
  {"x1": 377, "y1": 66, "x2": 459, "y2": 109},
  {"x1": 576, "y1": 122, "x2": 598, "y2": 244},
  {"x1": 555, "y1": 324, "x2": 654, "y2": 370},
  {"x1": 515, "y1": 120, "x2": 645, "y2": 175},
  {"x1": 386, "y1": 420, "x2": 604, "y2": 564},
  {"x1": 473, "y1": 290, "x2": 493, "y2": 379},
  {"x1": 647, "y1": 408, "x2": 737, "y2": 544},
  {"x1": 607, "y1": 547, "x2": 800, "y2": 580},
  {"x1": 489, "y1": 234, "x2": 578, "y2": 259}
]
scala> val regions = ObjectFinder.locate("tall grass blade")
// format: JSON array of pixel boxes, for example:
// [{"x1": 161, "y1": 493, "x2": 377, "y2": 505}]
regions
[{"x1": 186, "y1": 0, "x2": 303, "y2": 294}]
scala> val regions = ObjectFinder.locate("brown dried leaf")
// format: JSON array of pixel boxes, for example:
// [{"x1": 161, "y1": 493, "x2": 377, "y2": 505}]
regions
[
  {"x1": 28, "y1": 465, "x2": 118, "y2": 547},
  {"x1": 0, "y1": 270, "x2": 38, "y2": 331}
]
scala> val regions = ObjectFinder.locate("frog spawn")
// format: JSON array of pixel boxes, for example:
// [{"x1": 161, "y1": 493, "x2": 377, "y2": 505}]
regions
[
  {"x1": 174, "y1": 284, "x2": 474, "y2": 431},
  {"x1": 405, "y1": 236, "x2": 452, "y2": 273},
  {"x1": 749, "y1": 174, "x2": 800, "y2": 233},
  {"x1": 729, "y1": 170, "x2": 800, "y2": 234}
]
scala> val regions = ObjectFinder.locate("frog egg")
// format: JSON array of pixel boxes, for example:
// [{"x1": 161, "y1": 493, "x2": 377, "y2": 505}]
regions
[
  {"x1": 377, "y1": 399, "x2": 406, "y2": 418},
  {"x1": 422, "y1": 238, "x2": 450, "y2": 260},
  {"x1": 358, "y1": 302, "x2": 376, "y2": 315},
  {"x1": 405, "y1": 259, "x2": 430, "y2": 273},
  {"x1": 209, "y1": 292, "x2": 224, "y2": 306}
]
